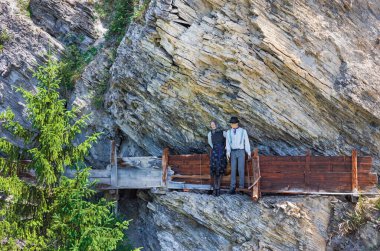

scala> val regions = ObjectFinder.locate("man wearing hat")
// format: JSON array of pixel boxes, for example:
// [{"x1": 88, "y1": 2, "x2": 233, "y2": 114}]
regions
[{"x1": 226, "y1": 116, "x2": 251, "y2": 194}]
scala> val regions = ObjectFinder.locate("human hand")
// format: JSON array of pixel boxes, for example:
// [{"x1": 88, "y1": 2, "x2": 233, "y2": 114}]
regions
[
  {"x1": 227, "y1": 153, "x2": 230, "y2": 160},
  {"x1": 247, "y1": 155, "x2": 252, "y2": 160}
]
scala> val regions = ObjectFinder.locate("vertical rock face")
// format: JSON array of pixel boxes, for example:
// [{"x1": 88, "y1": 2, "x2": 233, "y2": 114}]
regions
[
  {"x1": 0, "y1": 0, "x2": 108, "y2": 167},
  {"x1": 127, "y1": 191, "x2": 333, "y2": 251},
  {"x1": 108, "y1": 0, "x2": 380, "y2": 170},
  {"x1": 29, "y1": 0, "x2": 102, "y2": 46},
  {"x1": 0, "y1": 0, "x2": 63, "y2": 146}
]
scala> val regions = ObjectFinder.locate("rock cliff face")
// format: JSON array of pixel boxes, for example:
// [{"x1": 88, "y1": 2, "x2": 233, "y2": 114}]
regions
[
  {"x1": 0, "y1": 0, "x2": 63, "y2": 145},
  {"x1": 108, "y1": 0, "x2": 380, "y2": 170},
  {"x1": 122, "y1": 191, "x2": 380, "y2": 251},
  {"x1": 2, "y1": 1, "x2": 380, "y2": 250},
  {"x1": 29, "y1": 0, "x2": 101, "y2": 47},
  {"x1": 0, "y1": 0, "x2": 112, "y2": 168}
]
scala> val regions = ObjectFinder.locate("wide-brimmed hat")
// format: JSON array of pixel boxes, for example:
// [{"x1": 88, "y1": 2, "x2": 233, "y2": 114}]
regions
[{"x1": 229, "y1": 116, "x2": 239, "y2": 123}]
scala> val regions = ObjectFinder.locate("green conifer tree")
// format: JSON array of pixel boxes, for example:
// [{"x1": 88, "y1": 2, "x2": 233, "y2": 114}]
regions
[{"x1": 0, "y1": 57, "x2": 133, "y2": 250}]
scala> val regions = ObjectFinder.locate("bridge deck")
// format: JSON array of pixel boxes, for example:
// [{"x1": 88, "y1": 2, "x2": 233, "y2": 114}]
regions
[{"x1": 64, "y1": 141, "x2": 378, "y2": 201}]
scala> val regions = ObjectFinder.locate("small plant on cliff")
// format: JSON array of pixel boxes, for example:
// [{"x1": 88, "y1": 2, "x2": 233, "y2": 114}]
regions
[
  {"x1": 0, "y1": 29, "x2": 11, "y2": 52},
  {"x1": 0, "y1": 57, "x2": 134, "y2": 250},
  {"x1": 92, "y1": 71, "x2": 110, "y2": 109},
  {"x1": 59, "y1": 45, "x2": 98, "y2": 96},
  {"x1": 132, "y1": 0, "x2": 150, "y2": 23},
  {"x1": 95, "y1": 0, "x2": 141, "y2": 43},
  {"x1": 16, "y1": 0, "x2": 31, "y2": 17},
  {"x1": 338, "y1": 196, "x2": 374, "y2": 235}
]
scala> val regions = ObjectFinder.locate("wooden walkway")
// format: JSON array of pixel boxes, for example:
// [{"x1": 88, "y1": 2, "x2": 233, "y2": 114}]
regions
[{"x1": 63, "y1": 141, "x2": 379, "y2": 201}]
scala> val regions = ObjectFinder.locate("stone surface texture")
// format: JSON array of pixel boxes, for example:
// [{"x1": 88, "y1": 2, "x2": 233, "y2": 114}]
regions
[
  {"x1": 123, "y1": 191, "x2": 380, "y2": 251},
  {"x1": 0, "y1": 0, "x2": 63, "y2": 146},
  {"x1": 108, "y1": 0, "x2": 380, "y2": 171},
  {"x1": 0, "y1": 0, "x2": 110, "y2": 167},
  {"x1": 1, "y1": 1, "x2": 380, "y2": 250}
]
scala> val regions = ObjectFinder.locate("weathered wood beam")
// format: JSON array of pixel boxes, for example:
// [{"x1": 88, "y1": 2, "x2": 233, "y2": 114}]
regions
[
  {"x1": 252, "y1": 148, "x2": 261, "y2": 201},
  {"x1": 167, "y1": 181, "x2": 212, "y2": 190},
  {"x1": 305, "y1": 150, "x2": 311, "y2": 191},
  {"x1": 110, "y1": 140, "x2": 118, "y2": 188},
  {"x1": 162, "y1": 148, "x2": 169, "y2": 185},
  {"x1": 352, "y1": 149, "x2": 358, "y2": 194}
]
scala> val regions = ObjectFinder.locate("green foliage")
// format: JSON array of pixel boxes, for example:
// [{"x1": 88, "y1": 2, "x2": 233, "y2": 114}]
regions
[
  {"x1": 0, "y1": 29, "x2": 11, "y2": 52},
  {"x1": 132, "y1": 0, "x2": 150, "y2": 22},
  {"x1": 60, "y1": 45, "x2": 98, "y2": 94},
  {"x1": 0, "y1": 29, "x2": 11, "y2": 43},
  {"x1": 107, "y1": 0, "x2": 135, "y2": 42},
  {"x1": 0, "y1": 57, "x2": 133, "y2": 250},
  {"x1": 17, "y1": 0, "x2": 31, "y2": 17},
  {"x1": 338, "y1": 196, "x2": 374, "y2": 235},
  {"x1": 92, "y1": 72, "x2": 110, "y2": 110},
  {"x1": 95, "y1": 0, "x2": 149, "y2": 43},
  {"x1": 47, "y1": 168, "x2": 130, "y2": 250}
]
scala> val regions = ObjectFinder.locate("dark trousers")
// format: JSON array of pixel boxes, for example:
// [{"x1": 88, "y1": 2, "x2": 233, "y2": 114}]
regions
[{"x1": 230, "y1": 149, "x2": 245, "y2": 189}]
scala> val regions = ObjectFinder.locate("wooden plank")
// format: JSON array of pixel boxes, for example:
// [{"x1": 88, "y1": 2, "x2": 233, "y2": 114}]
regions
[
  {"x1": 89, "y1": 177, "x2": 111, "y2": 185},
  {"x1": 358, "y1": 173, "x2": 378, "y2": 189},
  {"x1": 171, "y1": 166, "x2": 210, "y2": 175},
  {"x1": 332, "y1": 164, "x2": 355, "y2": 172},
  {"x1": 167, "y1": 182, "x2": 212, "y2": 190},
  {"x1": 309, "y1": 172, "x2": 352, "y2": 182},
  {"x1": 357, "y1": 156, "x2": 373, "y2": 164},
  {"x1": 260, "y1": 181, "x2": 305, "y2": 191},
  {"x1": 259, "y1": 190, "x2": 379, "y2": 195},
  {"x1": 352, "y1": 149, "x2": 358, "y2": 194},
  {"x1": 252, "y1": 148, "x2": 261, "y2": 201},
  {"x1": 117, "y1": 167, "x2": 162, "y2": 188},
  {"x1": 110, "y1": 140, "x2": 116, "y2": 165},
  {"x1": 260, "y1": 161, "x2": 306, "y2": 166},
  {"x1": 305, "y1": 150, "x2": 311, "y2": 190},
  {"x1": 310, "y1": 156, "x2": 350, "y2": 162},
  {"x1": 171, "y1": 174, "x2": 211, "y2": 179},
  {"x1": 162, "y1": 148, "x2": 169, "y2": 185},
  {"x1": 260, "y1": 171, "x2": 304, "y2": 178},
  {"x1": 260, "y1": 156, "x2": 306, "y2": 162},
  {"x1": 260, "y1": 164, "x2": 305, "y2": 173},
  {"x1": 358, "y1": 172, "x2": 378, "y2": 184},
  {"x1": 358, "y1": 157, "x2": 372, "y2": 172},
  {"x1": 110, "y1": 141, "x2": 118, "y2": 187}
]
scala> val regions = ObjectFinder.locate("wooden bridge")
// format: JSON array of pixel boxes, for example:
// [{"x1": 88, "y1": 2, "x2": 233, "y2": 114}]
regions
[{"x1": 64, "y1": 141, "x2": 378, "y2": 201}]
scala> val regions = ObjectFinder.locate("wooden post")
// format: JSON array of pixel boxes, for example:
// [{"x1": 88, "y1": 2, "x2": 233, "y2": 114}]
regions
[
  {"x1": 110, "y1": 140, "x2": 116, "y2": 165},
  {"x1": 162, "y1": 148, "x2": 169, "y2": 186},
  {"x1": 305, "y1": 150, "x2": 311, "y2": 191},
  {"x1": 110, "y1": 140, "x2": 118, "y2": 188},
  {"x1": 352, "y1": 149, "x2": 358, "y2": 194},
  {"x1": 252, "y1": 148, "x2": 261, "y2": 201}
]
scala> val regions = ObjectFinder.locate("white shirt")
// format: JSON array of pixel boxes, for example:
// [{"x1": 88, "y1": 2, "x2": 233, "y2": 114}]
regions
[{"x1": 226, "y1": 127, "x2": 251, "y2": 155}]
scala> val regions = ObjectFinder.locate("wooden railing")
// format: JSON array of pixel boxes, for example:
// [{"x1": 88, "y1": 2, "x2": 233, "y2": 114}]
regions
[
  {"x1": 15, "y1": 141, "x2": 379, "y2": 202},
  {"x1": 166, "y1": 149, "x2": 378, "y2": 200}
]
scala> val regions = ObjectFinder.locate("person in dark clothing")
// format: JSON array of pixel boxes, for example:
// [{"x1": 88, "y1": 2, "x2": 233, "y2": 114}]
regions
[{"x1": 207, "y1": 121, "x2": 227, "y2": 196}]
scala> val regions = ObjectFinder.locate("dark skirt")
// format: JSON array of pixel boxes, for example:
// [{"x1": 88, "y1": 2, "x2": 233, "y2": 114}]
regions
[{"x1": 210, "y1": 144, "x2": 227, "y2": 176}]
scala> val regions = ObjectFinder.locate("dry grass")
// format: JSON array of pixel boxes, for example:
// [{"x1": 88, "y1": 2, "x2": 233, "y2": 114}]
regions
[{"x1": 338, "y1": 196, "x2": 376, "y2": 235}]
